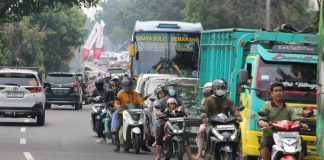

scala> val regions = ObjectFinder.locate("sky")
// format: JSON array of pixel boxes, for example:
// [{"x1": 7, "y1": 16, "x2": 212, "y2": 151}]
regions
[{"x1": 82, "y1": 5, "x2": 103, "y2": 20}]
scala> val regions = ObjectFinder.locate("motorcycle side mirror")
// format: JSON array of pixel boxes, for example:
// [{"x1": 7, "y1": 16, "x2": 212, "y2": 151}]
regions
[
  {"x1": 305, "y1": 110, "x2": 314, "y2": 118},
  {"x1": 258, "y1": 111, "x2": 269, "y2": 117},
  {"x1": 237, "y1": 106, "x2": 245, "y2": 111},
  {"x1": 154, "y1": 104, "x2": 162, "y2": 109},
  {"x1": 200, "y1": 108, "x2": 207, "y2": 113},
  {"x1": 149, "y1": 97, "x2": 156, "y2": 102}
]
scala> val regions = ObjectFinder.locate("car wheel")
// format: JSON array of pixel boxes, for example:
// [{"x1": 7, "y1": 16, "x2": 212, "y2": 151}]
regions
[
  {"x1": 36, "y1": 112, "x2": 45, "y2": 126},
  {"x1": 74, "y1": 103, "x2": 80, "y2": 110},
  {"x1": 45, "y1": 103, "x2": 51, "y2": 110},
  {"x1": 79, "y1": 103, "x2": 83, "y2": 110}
]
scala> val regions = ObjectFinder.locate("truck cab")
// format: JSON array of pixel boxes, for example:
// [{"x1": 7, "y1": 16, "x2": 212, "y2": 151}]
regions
[{"x1": 198, "y1": 29, "x2": 320, "y2": 159}]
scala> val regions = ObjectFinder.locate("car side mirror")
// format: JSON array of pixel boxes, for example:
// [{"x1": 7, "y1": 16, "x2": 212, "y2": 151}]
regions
[
  {"x1": 238, "y1": 69, "x2": 248, "y2": 85},
  {"x1": 43, "y1": 82, "x2": 51, "y2": 88}
]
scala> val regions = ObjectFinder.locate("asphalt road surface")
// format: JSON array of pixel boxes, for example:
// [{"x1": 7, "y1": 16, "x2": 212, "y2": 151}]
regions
[{"x1": 0, "y1": 104, "x2": 156, "y2": 160}]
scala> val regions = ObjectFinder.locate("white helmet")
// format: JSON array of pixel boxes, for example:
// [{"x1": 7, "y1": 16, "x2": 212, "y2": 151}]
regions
[
  {"x1": 203, "y1": 82, "x2": 212, "y2": 89},
  {"x1": 167, "y1": 97, "x2": 178, "y2": 105}
]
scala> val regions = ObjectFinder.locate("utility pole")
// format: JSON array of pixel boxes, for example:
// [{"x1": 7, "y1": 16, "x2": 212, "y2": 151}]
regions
[{"x1": 266, "y1": 0, "x2": 271, "y2": 30}]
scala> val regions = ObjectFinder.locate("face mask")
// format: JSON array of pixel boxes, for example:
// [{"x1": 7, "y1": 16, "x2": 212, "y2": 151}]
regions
[
  {"x1": 111, "y1": 86, "x2": 117, "y2": 91},
  {"x1": 215, "y1": 89, "x2": 226, "y2": 96}
]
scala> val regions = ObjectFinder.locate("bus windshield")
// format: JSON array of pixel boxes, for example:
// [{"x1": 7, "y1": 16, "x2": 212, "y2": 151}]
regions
[
  {"x1": 257, "y1": 58, "x2": 317, "y2": 103},
  {"x1": 133, "y1": 32, "x2": 200, "y2": 77}
]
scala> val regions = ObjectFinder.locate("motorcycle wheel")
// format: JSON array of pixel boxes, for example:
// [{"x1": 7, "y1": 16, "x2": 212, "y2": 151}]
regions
[
  {"x1": 175, "y1": 142, "x2": 183, "y2": 160},
  {"x1": 218, "y1": 151, "x2": 232, "y2": 160},
  {"x1": 133, "y1": 133, "x2": 141, "y2": 154},
  {"x1": 96, "y1": 120, "x2": 103, "y2": 138},
  {"x1": 164, "y1": 140, "x2": 172, "y2": 160}
]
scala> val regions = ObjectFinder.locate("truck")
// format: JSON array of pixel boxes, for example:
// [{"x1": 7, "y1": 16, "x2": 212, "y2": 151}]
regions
[
  {"x1": 197, "y1": 28, "x2": 320, "y2": 159},
  {"x1": 316, "y1": 0, "x2": 324, "y2": 158}
]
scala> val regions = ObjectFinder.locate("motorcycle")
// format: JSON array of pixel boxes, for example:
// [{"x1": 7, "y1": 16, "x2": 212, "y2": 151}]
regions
[
  {"x1": 160, "y1": 110, "x2": 186, "y2": 160},
  {"x1": 122, "y1": 103, "x2": 145, "y2": 154},
  {"x1": 258, "y1": 110, "x2": 313, "y2": 160}
]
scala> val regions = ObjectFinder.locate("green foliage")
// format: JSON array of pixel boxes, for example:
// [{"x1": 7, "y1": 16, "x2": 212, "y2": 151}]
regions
[
  {"x1": 0, "y1": 0, "x2": 99, "y2": 23},
  {"x1": 182, "y1": 0, "x2": 317, "y2": 30}
]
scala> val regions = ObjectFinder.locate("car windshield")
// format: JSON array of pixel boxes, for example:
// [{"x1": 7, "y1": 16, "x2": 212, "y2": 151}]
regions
[
  {"x1": 166, "y1": 78, "x2": 197, "y2": 114},
  {"x1": 145, "y1": 78, "x2": 168, "y2": 97},
  {"x1": 47, "y1": 74, "x2": 74, "y2": 84},
  {"x1": 0, "y1": 73, "x2": 38, "y2": 86}
]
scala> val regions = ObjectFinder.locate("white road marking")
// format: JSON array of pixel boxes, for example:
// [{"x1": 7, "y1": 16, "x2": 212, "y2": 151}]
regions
[
  {"x1": 20, "y1": 138, "x2": 26, "y2": 144},
  {"x1": 23, "y1": 152, "x2": 34, "y2": 160},
  {"x1": 21, "y1": 127, "x2": 26, "y2": 133},
  {"x1": 24, "y1": 119, "x2": 30, "y2": 123}
]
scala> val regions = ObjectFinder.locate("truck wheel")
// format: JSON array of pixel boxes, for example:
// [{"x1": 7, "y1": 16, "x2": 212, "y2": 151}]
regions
[{"x1": 36, "y1": 112, "x2": 45, "y2": 126}]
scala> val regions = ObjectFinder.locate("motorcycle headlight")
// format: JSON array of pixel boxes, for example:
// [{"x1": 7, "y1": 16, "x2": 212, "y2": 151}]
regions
[
  {"x1": 230, "y1": 128, "x2": 238, "y2": 141},
  {"x1": 212, "y1": 128, "x2": 224, "y2": 141}
]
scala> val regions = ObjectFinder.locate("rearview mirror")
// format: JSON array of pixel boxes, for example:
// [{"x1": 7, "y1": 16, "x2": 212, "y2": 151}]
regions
[
  {"x1": 238, "y1": 69, "x2": 248, "y2": 85},
  {"x1": 149, "y1": 97, "x2": 156, "y2": 102},
  {"x1": 258, "y1": 111, "x2": 269, "y2": 117},
  {"x1": 129, "y1": 43, "x2": 135, "y2": 57}
]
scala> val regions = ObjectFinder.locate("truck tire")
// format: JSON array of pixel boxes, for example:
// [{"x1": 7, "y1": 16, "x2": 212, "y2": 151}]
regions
[{"x1": 36, "y1": 112, "x2": 45, "y2": 126}]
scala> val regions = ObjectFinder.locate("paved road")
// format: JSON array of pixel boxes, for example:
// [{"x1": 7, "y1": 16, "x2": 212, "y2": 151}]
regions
[{"x1": 0, "y1": 104, "x2": 156, "y2": 160}]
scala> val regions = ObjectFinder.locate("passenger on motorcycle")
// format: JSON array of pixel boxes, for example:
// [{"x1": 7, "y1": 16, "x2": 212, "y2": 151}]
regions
[
  {"x1": 113, "y1": 77, "x2": 151, "y2": 152},
  {"x1": 155, "y1": 97, "x2": 194, "y2": 160},
  {"x1": 195, "y1": 82, "x2": 213, "y2": 159},
  {"x1": 258, "y1": 81, "x2": 309, "y2": 160},
  {"x1": 152, "y1": 86, "x2": 167, "y2": 146},
  {"x1": 200, "y1": 78, "x2": 242, "y2": 158}
]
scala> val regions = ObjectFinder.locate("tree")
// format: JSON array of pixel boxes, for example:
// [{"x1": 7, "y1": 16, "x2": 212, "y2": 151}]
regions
[
  {"x1": 0, "y1": 0, "x2": 99, "y2": 23},
  {"x1": 31, "y1": 4, "x2": 87, "y2": 72},
  {"x1": 182, "y1": 0, "x2": 316, "y2": 30}
]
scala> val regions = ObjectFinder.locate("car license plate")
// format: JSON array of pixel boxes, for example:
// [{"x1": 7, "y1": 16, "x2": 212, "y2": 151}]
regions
[
  {"x1": 6, "y1": 91, "x2": 24, "y2": 98},
  {"x1": 53, "y1": 89, "x2": 68, "y2": 95},
  {"x1": 216, "y1": 124, "x2": 235, "y2": 130}
]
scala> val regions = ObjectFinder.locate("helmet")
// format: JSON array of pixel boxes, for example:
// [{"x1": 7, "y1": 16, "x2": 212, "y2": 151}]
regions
[
  {"x1": 94, "y1": 77, "x2": 104, "y2": 91},
  {"x1": 111, "y1": 76, "x2": 119, "y2": 82},
  {"x1": 212, "y1": 78, "x2": 227, "y2": 90},
  {"x1": 167, "y1": 97, "x2": 178, "y2": 105},
  {"x1": 121, "y1": 77, "x2": 133, "y2": 87},
  {"x1": 168, "y1": 88, "x2": 176, "y2": 97},
  {"x1": 154, "y1": 86, "x2": 164, "y2": 95},
  {"x1": 203, "y1": 82, "x2": 212, "y2": 89}
]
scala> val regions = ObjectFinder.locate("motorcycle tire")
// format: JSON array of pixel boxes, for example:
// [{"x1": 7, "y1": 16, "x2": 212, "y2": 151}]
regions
[
  {"x1": 175, "y1": 142, "x2": 183, "y2": 160},
  {"x1": 164, "y1": 140, "x2": 173, "y2": 160},
  {"x1": 133, "y1": 133, "x2": 141, "y2": 154},
  {"x1": 96, "y1": 120, "x2": 103, "y2": 138},
  {"x1": 218, "y1": 151, "x2": 233, "y2": 160}
]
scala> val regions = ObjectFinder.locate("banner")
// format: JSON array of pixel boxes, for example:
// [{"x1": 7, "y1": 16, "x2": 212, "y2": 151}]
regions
[
  {"x1": 83, "y1": 22, "x2": 100, "y2": 60},
  {"x1": 94, "y1": 20, "x2": 105, "y2": 59}
]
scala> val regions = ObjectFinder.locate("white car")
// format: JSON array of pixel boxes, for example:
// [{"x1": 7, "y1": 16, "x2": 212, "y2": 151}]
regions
[{"x1": 0, "y1": 68, "x2": 45, "y2": 126}]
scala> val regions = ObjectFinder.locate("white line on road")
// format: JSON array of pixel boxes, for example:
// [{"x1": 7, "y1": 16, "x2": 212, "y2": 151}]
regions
[
  {"x1": 20, "y1": 138, "x2": 26, "y2": 144},
  {"x1": 23, "y1": 152, "x2": 34, "y2": 160},
  {"x1": 21, "y1": 127, "x2": 26, "y2": 133},
  {"x1": 24, "y1": 119, "x2": 30, "y2": 123}
]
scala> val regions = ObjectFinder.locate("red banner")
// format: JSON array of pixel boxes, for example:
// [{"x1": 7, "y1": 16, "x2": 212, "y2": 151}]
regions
[
  {"x1": 83, "y1": 49, "x2": 90, "y2": 60},
  {"x1": 94, "y1": 48, "x2": 102, "y2": 59}
]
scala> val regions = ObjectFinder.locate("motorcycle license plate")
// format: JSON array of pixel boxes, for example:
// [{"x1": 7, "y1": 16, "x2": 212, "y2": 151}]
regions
[
  {"x1": 278, "y1": 132, "x2": 299, "y2": 137},
  {"x1": 216, "y1": 124, "x2": 235, "y2": 130}
]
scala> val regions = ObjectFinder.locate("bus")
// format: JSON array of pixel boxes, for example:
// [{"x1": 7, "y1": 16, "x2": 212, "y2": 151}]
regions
[
  {"x1": 128, "y1": 21, "x2": 203, "y2": 78},
  {"x1": 317, "y1": 0, "x2": 324, "y2": 158}
]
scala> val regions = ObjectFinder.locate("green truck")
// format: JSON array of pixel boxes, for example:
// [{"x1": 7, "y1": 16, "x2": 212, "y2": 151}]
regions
[{"x1": 197, "y1": 28, "x2": 321, "y2": 159}]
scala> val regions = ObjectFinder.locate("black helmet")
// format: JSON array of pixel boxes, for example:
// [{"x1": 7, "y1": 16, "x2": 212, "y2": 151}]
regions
[
  {"x1": 95, "y1": 77, "x2": 104, "y2": 91},
  {"x1": 212, "y1": 78, "x2": 227, "y2": 90},
  {"x1": 121, "y1": 77, "x2": 133, "y2": 87}
]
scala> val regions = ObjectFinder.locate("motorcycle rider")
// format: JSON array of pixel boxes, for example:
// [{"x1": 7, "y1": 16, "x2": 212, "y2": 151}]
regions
[
  {"x1": 152, "y1": 86, "x2": 168, "y2": 147},
  {"x1": 155, "y1": 94, "x2": 194, "y2": 160},
  {"x1": 113, "y1": 77, "x2": 151, "y2": 152},
  {"x1": 195, "y1": 82, "x2": 213, "y2": 159},
  {"x1": 96, "y1": 76, "x2": 122, "y2": 143},
  {"x1": 258, "y1": 81, "x2": 309, "y2": 160},
  {"x1": 201, "y1": 78, "x2": 243, "y2": 158}
]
